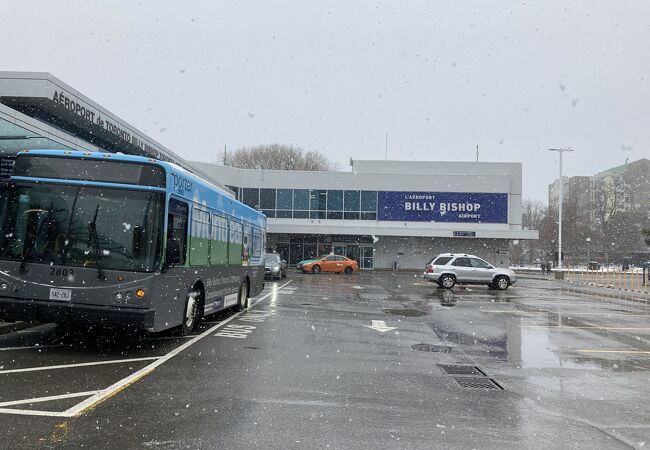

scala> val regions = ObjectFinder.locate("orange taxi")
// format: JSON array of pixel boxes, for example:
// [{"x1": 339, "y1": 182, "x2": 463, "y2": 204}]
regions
[{"x1": 296, "y1": 254, "x2": 359, "y2": 274}]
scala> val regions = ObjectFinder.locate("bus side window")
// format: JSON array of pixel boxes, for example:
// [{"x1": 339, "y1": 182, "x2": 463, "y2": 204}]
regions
[
  {"x1": 167, "y1": 198, "x2": 188, "y2": 265},
  {"x1": 243, "y1": 224, "x2": 253, "y2": 265},
  {"x1": 228, "y1": 220, "x2": 242, "y2": 266},
  {"x1": 189, "y1": 207, "x2": 210, "y2": 267},
  {"x1": 252, "y1": 228, "x2": 262, "y2": 260},
  {"x1": 210, "y1": 213, "x2": 228, "y2": 266}
]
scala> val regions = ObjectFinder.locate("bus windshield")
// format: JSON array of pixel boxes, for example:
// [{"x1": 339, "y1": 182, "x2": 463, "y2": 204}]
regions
[{"x1": 0, "y1": 183, "x2": 164, "y2": 272}]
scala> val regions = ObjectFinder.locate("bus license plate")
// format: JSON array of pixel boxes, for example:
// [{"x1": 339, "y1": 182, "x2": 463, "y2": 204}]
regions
[{"x1": 49, "y1": 288, "x2": 72, "y2": 301}]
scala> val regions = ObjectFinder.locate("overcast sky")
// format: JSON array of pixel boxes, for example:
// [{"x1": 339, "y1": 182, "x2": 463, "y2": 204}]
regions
[{"x1": 2, "y1": 0, "x2": 649, "y2": 201}]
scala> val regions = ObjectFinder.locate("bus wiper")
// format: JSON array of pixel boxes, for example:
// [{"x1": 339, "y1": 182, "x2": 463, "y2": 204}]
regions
[
  {"x1": 61, "y1": 186, "x2": 82, "y2": 265},
  {"x1": 87, "y1": 205, "x2": 106, "y2": 280},
  {"x1": 19, "y1": 201, "x2": 54, "y2": 274}
]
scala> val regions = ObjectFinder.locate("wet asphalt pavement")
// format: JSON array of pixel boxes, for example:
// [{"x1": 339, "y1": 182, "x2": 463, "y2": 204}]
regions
[{"x1": 1, "y1": 272, "x2": 650, "y2": 449}]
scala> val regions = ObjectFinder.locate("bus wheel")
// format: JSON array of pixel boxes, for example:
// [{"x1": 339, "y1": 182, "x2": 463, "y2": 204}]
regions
[
  {"x1": 236, "y1": 280, "x2": 249, "y2": 311},
  {"x1": 181, "y1": 289, "x2": 200, "y2": 335}
]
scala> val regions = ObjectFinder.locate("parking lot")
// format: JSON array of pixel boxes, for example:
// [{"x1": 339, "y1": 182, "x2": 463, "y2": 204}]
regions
[{"x1": 2, "y1": 272, "x2": 650, "y2": 449}]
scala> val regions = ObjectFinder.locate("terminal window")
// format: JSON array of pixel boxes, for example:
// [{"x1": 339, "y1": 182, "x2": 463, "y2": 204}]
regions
[{"x1": 233, "y1": 187, "x2": 378, "y2": 220}]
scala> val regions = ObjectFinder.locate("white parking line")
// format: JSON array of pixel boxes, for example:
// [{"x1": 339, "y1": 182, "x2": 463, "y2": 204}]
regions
[
  {"x1": 577, "y1": 349, "x2": 650, "y2": 354},
  {"x1": 0, "y1": 280, "x2": 292, "y2": 418},
  {"x1": 0, "y1": 390, "x2": 101, "y2": 407},
  {"x1": 0, "y1": 356, "x2": 161, "y2": 375},
  {"x1": 65, "y1": 280, "x2": 292, "y2": 418},
  {"x1": 521, "y1": 325, "x2": 650, "y2": 331},
  {"x1": 0, "y1": 407, "x2": 73, "y2": 417},
  {"x1": 483, "y1": 310, "x2": 643, "y2": 317}
]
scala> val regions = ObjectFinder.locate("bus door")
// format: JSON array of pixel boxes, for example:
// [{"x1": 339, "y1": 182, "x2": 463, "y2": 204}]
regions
[
  {"x1": 162, "y1": 198, "x2": 189, "y2": 322},
  {"x1": 166, "y1": 198, "x2": 188, "y2": 265}
]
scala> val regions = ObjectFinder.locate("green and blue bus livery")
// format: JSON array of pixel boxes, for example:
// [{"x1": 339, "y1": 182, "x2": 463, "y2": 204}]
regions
[{"x1": 0, "y1": 150, "x2": 266, "y2": 334}]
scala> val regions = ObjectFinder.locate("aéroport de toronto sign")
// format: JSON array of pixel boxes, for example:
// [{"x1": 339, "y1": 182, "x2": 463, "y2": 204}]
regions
[{"x1": 51, "y1": 90, "x2": 164, "y2": 160}]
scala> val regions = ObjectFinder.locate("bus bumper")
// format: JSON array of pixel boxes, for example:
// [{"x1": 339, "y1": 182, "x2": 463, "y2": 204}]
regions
[{"x1": 0, "y1": 297, "x2": 155, "y2": 330}]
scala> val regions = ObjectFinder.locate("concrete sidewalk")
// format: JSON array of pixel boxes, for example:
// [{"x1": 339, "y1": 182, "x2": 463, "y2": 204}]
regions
[
  {"x1": 561, "y1": 279, "x2": 650, "y2": 305},
  {"x1": 515, "y1": 271, "x2": 650, "y2": 305}
]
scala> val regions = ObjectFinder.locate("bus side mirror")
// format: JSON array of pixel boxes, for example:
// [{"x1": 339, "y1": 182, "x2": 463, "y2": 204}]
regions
[{"x1": 166, "y1": 238, "x2": 182, "y2": 265}]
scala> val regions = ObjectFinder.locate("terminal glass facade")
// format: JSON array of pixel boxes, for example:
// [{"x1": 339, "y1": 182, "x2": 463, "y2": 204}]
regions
[
  {"x1": 230, "y1": 187, "x2": 378, "y2": 221},
  {"x1": 0, "y1": 117, "x2": 73, "y2": 155}
]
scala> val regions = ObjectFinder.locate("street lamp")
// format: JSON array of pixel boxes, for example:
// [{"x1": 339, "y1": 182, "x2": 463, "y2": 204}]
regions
[
  {"x1": 586, "y1": 237, "x2": 591, "y2": 262},
  {"x1": 549, "y1": 147, "x2": 574, "y2": 272}
]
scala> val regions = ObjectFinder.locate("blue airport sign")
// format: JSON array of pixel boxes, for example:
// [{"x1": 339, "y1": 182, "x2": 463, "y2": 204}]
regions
[{"x1": 377, "y1": 191, "x2": 508, "y2": 223}]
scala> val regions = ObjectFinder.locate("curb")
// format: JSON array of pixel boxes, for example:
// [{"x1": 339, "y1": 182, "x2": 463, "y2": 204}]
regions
[
  {"x1": 560, "y1": 283, "x2": 650, "y2": 305},
  {"x1": 516, "y1": 275, "x2": 553, "y2": 281}
]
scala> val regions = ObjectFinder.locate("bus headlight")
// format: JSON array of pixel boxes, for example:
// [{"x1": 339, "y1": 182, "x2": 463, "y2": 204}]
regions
[
  {"x1": 0, "y1": 283, "x2": 8, "y2": 291},
  {"x1": 115, "y1": 292, "x2": 124, "y2": 301}
]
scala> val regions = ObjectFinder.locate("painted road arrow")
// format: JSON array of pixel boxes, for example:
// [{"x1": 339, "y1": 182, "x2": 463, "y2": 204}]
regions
[{"x1": 363, "y1": 320, "x2": 397, "y2": 333}]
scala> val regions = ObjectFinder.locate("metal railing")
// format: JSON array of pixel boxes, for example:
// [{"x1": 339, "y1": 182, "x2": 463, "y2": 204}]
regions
[{"x1": 564, "y1": 266, "x2": 649, "y2": 293}]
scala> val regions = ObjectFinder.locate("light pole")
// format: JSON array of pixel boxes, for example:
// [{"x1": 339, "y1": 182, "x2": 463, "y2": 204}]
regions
[
  {"x1": 586, "y1": 237, "x2": 591, "y2": 262},
  {"x1": 549, "y1": 147, "x2": 574, "y2": 271}
]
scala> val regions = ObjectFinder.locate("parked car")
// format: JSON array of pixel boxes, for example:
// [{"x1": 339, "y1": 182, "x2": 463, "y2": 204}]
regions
[
  {"x1": 297, "y1": 254, "x2": 358, "y2": 274},
  {"x1": 423, "y1": 253, "x2": 516, "y2": 290},
  {"x1": 264, "y1": 253, "x2": 287, "y2": 279},
  {"x1": 587, "y1": 261, "x2": 601, "y2": 270}
]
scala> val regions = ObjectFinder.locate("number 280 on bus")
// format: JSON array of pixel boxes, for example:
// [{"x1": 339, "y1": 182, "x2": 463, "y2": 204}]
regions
[{"x1": 0, "y1": 150, "x2": 266, "y2": 334}]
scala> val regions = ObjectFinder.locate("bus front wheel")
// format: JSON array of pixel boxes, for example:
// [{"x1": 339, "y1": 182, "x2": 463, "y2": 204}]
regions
[
  {"x1": 236, "y1": 280, "x2": 249, "y2": 311},
  {"x1": 181, "y1": 289, "x2": 200, "y2": 335}
]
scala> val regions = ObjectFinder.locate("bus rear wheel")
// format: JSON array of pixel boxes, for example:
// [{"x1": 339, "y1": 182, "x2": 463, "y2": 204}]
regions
[
  {"x1": 236, "y1": 280, "x2": 249, "y2": 311},
  {"x1": 181, "y1": 289, "x2": 200, "y2": 335}
]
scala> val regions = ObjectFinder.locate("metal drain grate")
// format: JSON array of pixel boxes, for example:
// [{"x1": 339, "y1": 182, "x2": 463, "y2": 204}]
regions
[
  {"x1": 411, "y1": 344, "x2": 453, "y2": 353},
  {"x1": 454, "y1": 377, "x2": 503, "y2": 390},
  {"x1": 438, "y1": 364, "x2": 486, "y2": 376}
]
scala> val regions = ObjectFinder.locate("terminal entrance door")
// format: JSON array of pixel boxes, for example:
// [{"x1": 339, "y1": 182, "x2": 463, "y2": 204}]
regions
[
  {"x1": 336, "y1": 244, "x2": 374, "y2": 270},
  {"x1": 270, "y1": 235, "x2": 374, "y2": 268}
]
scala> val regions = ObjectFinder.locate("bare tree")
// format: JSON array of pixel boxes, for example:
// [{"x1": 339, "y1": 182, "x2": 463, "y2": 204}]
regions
[
  {"x1": 220, "y1": 144, "x2": 336, "y2": 171},
  {"x1": 591, "y1": 176, "x2": 631, "y2": 262},
  {"x1": 511, "y1": 200, "x2": 547, "y2": 264},
  {"x1": 538, "y1": 203, "x2": 558, "y2": 264}
]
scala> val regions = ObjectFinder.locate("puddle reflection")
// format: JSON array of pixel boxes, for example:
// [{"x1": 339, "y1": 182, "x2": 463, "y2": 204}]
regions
[
  {"x1": 437, "y1": 290, "x2": 457, "y2": 307},
  {"x1": 426, "y1": 291, "x2": 650, "y2": 373}
]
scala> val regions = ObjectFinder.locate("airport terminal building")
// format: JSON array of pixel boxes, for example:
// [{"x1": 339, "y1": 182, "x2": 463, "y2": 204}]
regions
[
  {"x1": 0, "y1": 72, "x2": 215, "y2": 186},
  {"x1": 0, "y1": 72, "x2": 537, "y2": 270},
  {"x1": 198, "y1": 160, "x2": 537, "y2": 269}
]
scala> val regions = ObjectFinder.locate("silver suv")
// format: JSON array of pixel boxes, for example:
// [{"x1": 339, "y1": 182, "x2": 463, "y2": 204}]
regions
[{"x1": 423, "y1": 253, "x2": 516, "y2": 290}]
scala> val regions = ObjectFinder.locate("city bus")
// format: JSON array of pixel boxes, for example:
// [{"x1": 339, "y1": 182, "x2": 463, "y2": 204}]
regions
[{"x1": 0, "y1": 149, "x2": 266, "y2": 334}]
